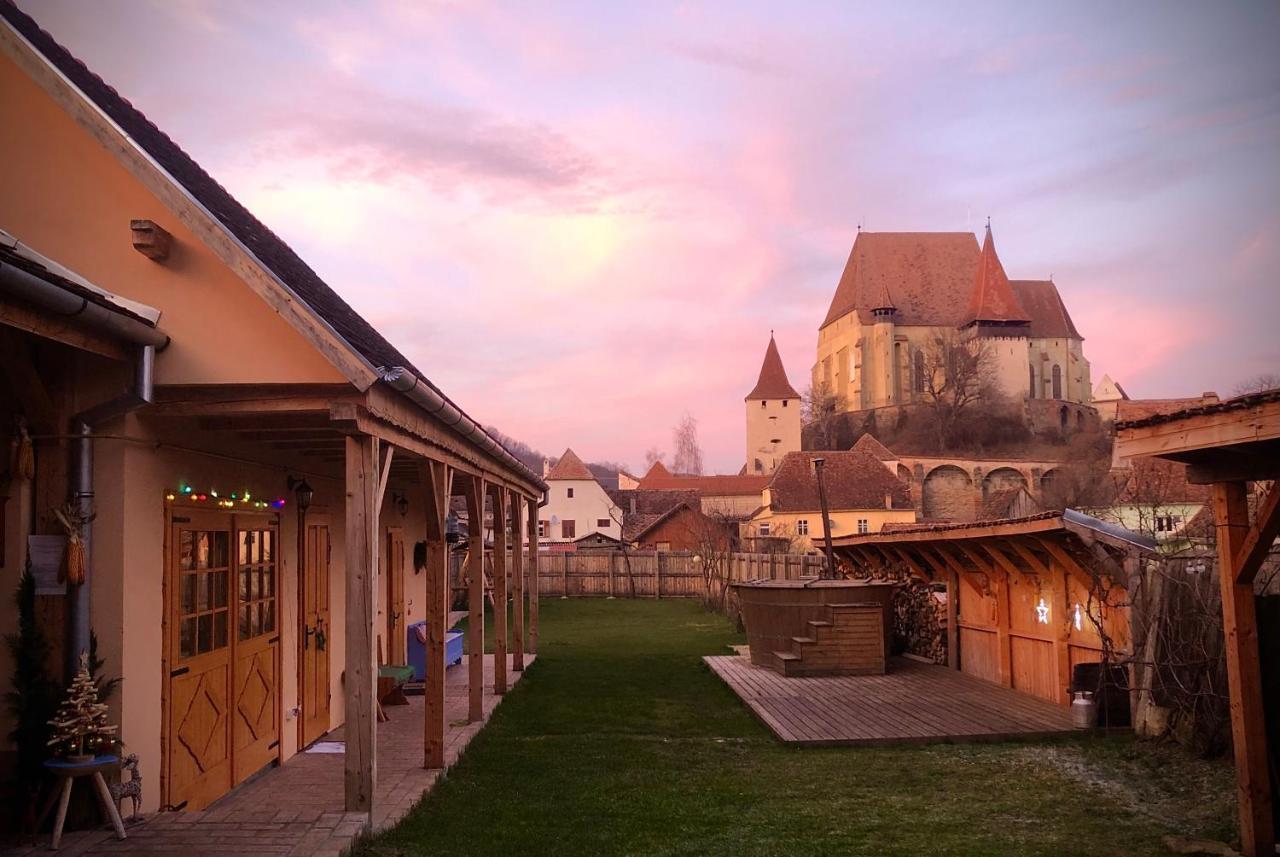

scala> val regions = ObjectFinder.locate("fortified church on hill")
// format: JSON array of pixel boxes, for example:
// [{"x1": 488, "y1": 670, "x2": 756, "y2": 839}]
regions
[{"x1": 814, "y1": 225, "x2": 1093, "y2": 430}]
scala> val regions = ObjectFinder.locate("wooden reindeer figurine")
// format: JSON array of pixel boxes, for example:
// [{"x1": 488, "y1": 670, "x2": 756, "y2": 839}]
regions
[{"x1": 109, "y1": 754, "x2": 142, "y2": 822}]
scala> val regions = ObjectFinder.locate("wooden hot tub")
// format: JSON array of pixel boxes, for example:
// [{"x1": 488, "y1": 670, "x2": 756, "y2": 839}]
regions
[{"x1": 734, "y1": 577, "x2": 897, "y2": 676}]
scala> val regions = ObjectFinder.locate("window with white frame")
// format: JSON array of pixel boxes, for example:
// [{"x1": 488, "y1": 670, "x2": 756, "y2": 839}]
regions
[
  {"x1": 1155, "y1": 514, "x2": 1182, "y2": 533},
  {"x1": 797, "y1": 519, "x2": 809, "y2": 536},
  {"x1": 759, "y1": 522, "x2": 771, "y2": 537},
  {"x1": 857, "y1": 519, "x2": 869, "y2": 534}
]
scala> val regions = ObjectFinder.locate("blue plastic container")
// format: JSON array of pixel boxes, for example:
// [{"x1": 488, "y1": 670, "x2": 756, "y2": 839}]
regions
[{"x1": 407, "y1": 620, "x2": 465, "y2": 681}]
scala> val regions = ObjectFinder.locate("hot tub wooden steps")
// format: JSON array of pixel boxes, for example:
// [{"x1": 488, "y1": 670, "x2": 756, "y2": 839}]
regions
[{"x1": 772, "y1": 603, "x2": 886, "y2": 677}]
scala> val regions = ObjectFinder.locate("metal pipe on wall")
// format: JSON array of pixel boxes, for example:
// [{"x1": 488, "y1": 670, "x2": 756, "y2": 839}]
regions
[{"x1": 66, "y1": 345, "x2": 154, "y2": 678}]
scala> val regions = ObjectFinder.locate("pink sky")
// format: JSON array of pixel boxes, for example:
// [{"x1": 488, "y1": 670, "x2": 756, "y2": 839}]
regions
[{"x1": 18, "y1": 1, "x2": 1280, "y2": 473}]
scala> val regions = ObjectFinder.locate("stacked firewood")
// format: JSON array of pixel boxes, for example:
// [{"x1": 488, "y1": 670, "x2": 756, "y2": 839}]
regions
[{"x1": 846, "y1": 563, "x2": 947, "y2": 664}]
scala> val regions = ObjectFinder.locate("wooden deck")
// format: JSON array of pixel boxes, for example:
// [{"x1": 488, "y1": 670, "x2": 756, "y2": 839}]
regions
[{"x1": 706, "y1": 654, "x2": 1080, "y2": 746}]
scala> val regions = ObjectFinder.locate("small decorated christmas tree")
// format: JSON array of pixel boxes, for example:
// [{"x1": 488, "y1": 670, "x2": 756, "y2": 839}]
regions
[{"x1": 47, "y1": 652, "x2": 117, "y2": 761}]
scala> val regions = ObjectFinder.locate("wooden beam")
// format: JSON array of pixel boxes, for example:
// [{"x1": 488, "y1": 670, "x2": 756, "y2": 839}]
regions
[
  {"x1": 1115, "y1": 401, "x2": 1280, "y2": 462},
  {"x1": 343, "y1": 435, "x2": 377, "y2": 815},
  {"x1": 461, "y1": 474, "x2": 486, "y2": 722},
  {"x1": 888, "y1": 546, "x2": 930, "y2": 581},
  {"x1": 979, "y1": 542, "x2": 1022, "y2": 579},
  {"x1": 420, "y1": 459, "x2": 451, "y2": 769},
  {"x1": 511, "y1": 490, "x2": 526, "y2": 672},
  {"x1": 491, "y1": 485, "x2": 509, "y2": 695},
  {"x1": 0, "y1": 298, "x2": 134, "y2": 361},
  {"x1": 1235, "y1": 481, "x2": 1280, "y2": 585},
  {"x1": 946, "y1": 567, "x2": 960, "y2": 670},
  {"x1": 528, "y1": 495, "x2": 540, "y2": 654},
  {"x1": 1214, "y1": 481, "x2": 1274, "y2": 857},
  {"x1": 1007, "y1": 539, "x2": 1051, "y2": 577},
  {"x1": 376, "y1": 443, "x2": 395, "y2": 510},
  {"x1": 1186, "y1": 445, "x2": 1280, "y2": 484}
]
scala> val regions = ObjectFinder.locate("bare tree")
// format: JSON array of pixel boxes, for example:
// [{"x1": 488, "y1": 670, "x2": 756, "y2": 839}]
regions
[
  {"x1": 643, "y1": 447, "x2": 666, "y2": 470},
  {"x1": 802, "y1": 382, "x2": 845, "y2": 449},
  {"x1": 606, "y1": 501, "x2": 638, "y2": 598},
  {"x1": 1233, "y1": 372, "x2": 1280, "y2": 396},
  {"x1": 918, "y1": 331, "x2": 1000, "y2": 451},
  {"x1": 678, "y1": 508, "x2": 737, "y2": 613},
  {"x1": 671, "y1": 413, "x2": 703, "y2": 475}
]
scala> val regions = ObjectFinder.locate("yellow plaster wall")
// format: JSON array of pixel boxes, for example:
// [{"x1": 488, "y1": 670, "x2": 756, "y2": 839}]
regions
[
  {"x1": 0, "y1": 52, "x2": 348, "y2": 387},
  {"x1": 748, "y1": 507, "x2": 917, "y2": 551}
]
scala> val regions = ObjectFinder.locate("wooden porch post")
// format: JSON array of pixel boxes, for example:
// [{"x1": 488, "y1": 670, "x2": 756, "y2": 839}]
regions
[
  {"x1": 946, "y1": 567, "x2": 960, "y2": 671},
  {"x1": 462, "y1": 474, "x2": 486, "y2": 721},
  {"x1": 528, "y1": 495, "x2": 540, "y2": 654},
  {"x1": 1213, "y1": 482, "x2": 1274, "y2": 857},
  {"x1": 343, "y1": 435, "x2": 377, "y2": 814},
  {"x1": 511, "y1": 492, "x2": 526, "y2": 672},
  {"x1": 491, "y1": 485, "x2": 509, "y2": 695},
  {"x1": 420, "y1": 460, "x2": 451, "y2": 769}
]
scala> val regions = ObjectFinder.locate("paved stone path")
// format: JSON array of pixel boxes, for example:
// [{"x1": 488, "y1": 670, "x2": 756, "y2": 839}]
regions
[{"x1": 4, "y1": 655, "x2": 532, "y2": 857}]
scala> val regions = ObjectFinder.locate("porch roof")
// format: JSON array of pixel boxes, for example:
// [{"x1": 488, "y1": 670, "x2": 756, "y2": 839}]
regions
[{"x1": 0, "y1": 2, "x2": 543, "y2": 493}]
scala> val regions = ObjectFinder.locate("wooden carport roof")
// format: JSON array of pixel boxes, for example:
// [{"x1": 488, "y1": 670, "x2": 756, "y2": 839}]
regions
[
  {"x1": 831, "y1": 509, "x2": 1155, "y2": 586},
  {"x1": 1116, "y1": 388, "x2": 1280, "y2": 857}
]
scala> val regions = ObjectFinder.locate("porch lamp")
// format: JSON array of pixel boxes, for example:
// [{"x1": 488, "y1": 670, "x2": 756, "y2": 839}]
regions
[{"x1": 287, "y1": 476, "x2": 314, "y2": 512}]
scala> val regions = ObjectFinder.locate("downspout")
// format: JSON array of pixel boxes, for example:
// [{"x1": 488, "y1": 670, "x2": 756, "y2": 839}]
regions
[{"x1": 66, "y1": 345, "x2": 154, "y2": 679}]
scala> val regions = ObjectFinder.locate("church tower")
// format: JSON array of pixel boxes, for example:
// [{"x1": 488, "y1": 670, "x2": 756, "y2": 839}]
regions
[{"x1": 745, "y1": 333, "x2": 801, "y2": 475}]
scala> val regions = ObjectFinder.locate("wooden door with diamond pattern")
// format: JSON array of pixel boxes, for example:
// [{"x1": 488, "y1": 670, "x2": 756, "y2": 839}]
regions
[
  {"x1": 231, "y1": 524, "x2": 280, "y2": 784},
  {"x1": 166, "y1": 512, "x2": 233, "y2": 810},
  {"x1": 166, "y1": 510, "x2": 280, "y2": 810}
]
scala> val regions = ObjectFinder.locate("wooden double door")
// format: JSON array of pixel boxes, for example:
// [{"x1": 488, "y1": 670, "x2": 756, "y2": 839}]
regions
[{"x1": 165, "y1": 510, "x2": 281, "y2": 810}]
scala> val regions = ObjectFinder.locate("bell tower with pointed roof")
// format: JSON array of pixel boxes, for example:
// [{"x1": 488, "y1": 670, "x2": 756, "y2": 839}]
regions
[
  {"x1": 746, "y1": 332, "x2": 801, "y2": 475},
  {"x1": 963, "y1": 224, "x2": 1029, "y2": 330}
]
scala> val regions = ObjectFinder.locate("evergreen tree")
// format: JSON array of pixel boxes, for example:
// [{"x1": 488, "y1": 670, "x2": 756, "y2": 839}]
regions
[{"x1": 5, "y1": 568, "x2": 59, "y2": 786}]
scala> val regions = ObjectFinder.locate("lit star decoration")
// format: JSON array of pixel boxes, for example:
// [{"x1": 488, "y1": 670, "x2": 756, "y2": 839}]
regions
[
  {"x1": 1073, "y1": 603, "x2": 1084, "y2": 631},
  {"x1": 166, "y1": 483, "x2": 286, "y2": 509},
  {"x1": 1035, "y1": 598, "x2": 1050, "y2": 624}
]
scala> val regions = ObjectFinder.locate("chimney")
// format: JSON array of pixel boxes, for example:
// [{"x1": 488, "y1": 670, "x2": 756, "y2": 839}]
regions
[
  {"x1": 884, "y1": 492, "x2": 892, "y2": 510},
  {"x1": 629, "y1": 497, "x2": 637, "y2": 515},
  {"x1": 541, "y1": 456, "x2": 550, "y2": 478}
]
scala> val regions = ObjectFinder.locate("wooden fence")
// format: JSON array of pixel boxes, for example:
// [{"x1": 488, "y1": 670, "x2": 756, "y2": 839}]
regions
[{"x1": 532, "y1": 549, "x2": 829, "y2": 599}]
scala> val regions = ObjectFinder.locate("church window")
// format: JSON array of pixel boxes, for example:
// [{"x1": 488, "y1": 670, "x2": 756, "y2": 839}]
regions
[
  {"x1": 913, "y1": 350, "x2": 926, "y2": 394},
  {"x1": 1029, "y1": 365, "x2": 1036, "y2": 399},
  {"x1": 797, "y1": 520, "x2": 809, "y2": 536},
  {"x1": 1052, "y1": 364, "x2": 1063, "y2": 399}
]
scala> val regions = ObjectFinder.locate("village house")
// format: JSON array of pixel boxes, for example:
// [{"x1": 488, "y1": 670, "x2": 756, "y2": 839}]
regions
[
  {"x1": 0, "y1": 1, "x2": 543, "y2": 825},
  {"x1": 745, "y1": 449, "x2": 916, "y2": 551},
  {"x1": 537, "y1": 449, "x2": 621, "y2": 545},
  {"x1": 634, "y1": 461, "x2": 770, "y2": 520},
  {"x1": 813, "y1": 226, "x2": 1093, "y2": 429}
]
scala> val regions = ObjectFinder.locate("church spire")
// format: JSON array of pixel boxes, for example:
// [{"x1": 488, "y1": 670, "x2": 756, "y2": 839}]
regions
[
  {"x1": 745, "y1": 333, "x2": 800, "y2": 401},
  {"x1": 963, "y1": 223, "x2": 1028, "y2": 327}
]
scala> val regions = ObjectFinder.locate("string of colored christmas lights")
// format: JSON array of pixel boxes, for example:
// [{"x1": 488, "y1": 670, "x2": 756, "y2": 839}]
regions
[{"x1": 164, "y1": 483, "x2": 287, "y2": 509}]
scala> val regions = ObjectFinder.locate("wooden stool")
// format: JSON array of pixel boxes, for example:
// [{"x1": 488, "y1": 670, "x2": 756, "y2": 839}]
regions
[{"x1": 40, "y1": 756, "x2": 127, "y2": 849}]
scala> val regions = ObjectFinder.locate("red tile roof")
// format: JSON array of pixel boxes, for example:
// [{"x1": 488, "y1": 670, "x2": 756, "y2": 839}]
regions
[
  {"x1": 637, "y1": 473, "x2": 771, "y2": 496},
  {"x1": 745, "y1": 334, "x2": 799, "y2": 400},
  {"x1": 1009, "y1": 280, "x2": 1081, "y2": 339},
  {"x1": 851, "y1": 433, "x2": 897, "y2": 462},
  {"x1": 964, "y1": 227, "x2": 1029, "y2": 325},
  {"x1": 821, "y1": 232, "x2": 981, "y2": 329},
  {"x1": 767, "y1": 451, "x2": 913, "y2": 513},
  {"x1": 1115, "y1": 396, "x2": 1221, "y2": 424},
  {"x1": 1115, "y1": 388, "x2": 1278, "y2": 430},
  {"x1": 642, "y1": 461, "x2": 672, "y2": 479},
  {"x1": 545, "y1": 448, "x2": 595, "y2": 481}
]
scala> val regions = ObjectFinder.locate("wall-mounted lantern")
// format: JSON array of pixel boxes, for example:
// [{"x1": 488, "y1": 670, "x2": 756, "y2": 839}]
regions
[{"x1": 286, "y1": 476, "x2": 314, "y2": 512}]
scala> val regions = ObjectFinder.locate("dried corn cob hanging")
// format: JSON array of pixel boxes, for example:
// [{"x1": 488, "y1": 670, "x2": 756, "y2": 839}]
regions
[{"x1": 53, "y1": 502, "x2": 95, "y2": 586}]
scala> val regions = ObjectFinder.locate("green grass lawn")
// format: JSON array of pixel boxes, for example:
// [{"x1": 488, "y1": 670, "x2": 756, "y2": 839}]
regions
[{"x1": 356, "y1": 599, "x2": 1236, "y2": 857}]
